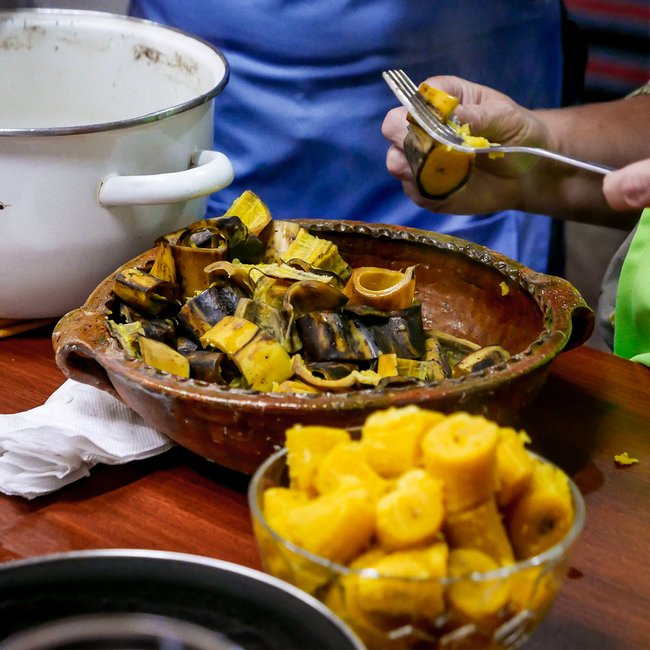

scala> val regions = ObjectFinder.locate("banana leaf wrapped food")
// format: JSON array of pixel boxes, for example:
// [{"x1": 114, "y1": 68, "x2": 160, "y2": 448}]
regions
[{"x1": 105, "y1": 190, "x2": 511, "y2": 393}]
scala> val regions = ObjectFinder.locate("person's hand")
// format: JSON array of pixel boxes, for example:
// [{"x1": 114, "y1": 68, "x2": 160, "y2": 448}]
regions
[
  {"x1": 603, "y1": 159, "x2": 650, "y2": 211},
  {"x1": 382, "y1": 75, "x2": 551, "y2": 214}
]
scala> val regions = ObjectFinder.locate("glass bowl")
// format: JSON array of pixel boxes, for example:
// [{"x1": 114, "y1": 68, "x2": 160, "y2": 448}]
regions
[{"x1": 248, "y1": 448, "x2": 585, "y2": 650}]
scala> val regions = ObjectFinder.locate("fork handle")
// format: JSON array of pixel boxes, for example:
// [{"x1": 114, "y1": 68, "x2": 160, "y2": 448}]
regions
[
  {"x1": 527, "y1": 148, "x2": 613, "y2": 175},
  {"x1": 483, "y1": 146, "x2": 614, "y2": 175}
]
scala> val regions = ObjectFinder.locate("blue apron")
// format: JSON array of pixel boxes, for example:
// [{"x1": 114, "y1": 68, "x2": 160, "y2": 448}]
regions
[{"x1": 130, "y1": 0, "x2": 565, "y2": 272}]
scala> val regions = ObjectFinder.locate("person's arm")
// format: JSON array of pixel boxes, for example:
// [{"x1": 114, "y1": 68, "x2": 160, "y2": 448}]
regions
[{"x1": 382, "y1": 76, "x2": 650, "y2": 229}]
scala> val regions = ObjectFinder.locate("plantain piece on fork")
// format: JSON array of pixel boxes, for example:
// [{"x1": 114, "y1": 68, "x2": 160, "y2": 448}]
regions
[{"x1": 383, "y1": 68, "x2": 612, "y2": 200}]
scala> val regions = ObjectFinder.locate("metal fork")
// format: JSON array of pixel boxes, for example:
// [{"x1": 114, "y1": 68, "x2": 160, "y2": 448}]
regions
[{"x1": 383, "y1": 69, "x2": 612, "y2": 175}]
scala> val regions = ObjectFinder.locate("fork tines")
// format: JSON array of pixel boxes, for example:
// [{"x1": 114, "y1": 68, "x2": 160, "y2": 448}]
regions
[{"x1": 382, "y1": 69, "x2": 463, "y2": 145}]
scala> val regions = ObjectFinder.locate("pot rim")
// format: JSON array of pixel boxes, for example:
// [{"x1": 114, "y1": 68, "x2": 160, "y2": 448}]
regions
[{"x1": 0, "y1": 8, "x2": 229, "y2": 138}]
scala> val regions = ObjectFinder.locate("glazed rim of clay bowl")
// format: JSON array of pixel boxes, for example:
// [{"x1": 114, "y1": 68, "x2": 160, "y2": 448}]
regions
[{"x1": 53, "y1": 219, "x2": 594, "y2": 418}]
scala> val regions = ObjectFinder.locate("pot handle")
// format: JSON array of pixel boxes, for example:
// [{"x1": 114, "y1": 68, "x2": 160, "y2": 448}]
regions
[{"x1": 97, "y1": 149, "x2": 234, "y2": 207}]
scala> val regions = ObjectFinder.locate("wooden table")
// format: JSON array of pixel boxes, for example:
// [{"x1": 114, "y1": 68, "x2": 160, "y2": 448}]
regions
[{"x1": 0, "y1": 326, "x2": 649, "y2": 649}]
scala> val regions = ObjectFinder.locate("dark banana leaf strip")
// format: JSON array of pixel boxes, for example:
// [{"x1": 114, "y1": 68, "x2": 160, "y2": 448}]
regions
[
  {"x1": 453, "y1": 344, "x2": 511, "y2": 377},
  {"x1": 177, "y1": 336, "x2": 199, "y2": 355},
  {"x1": 138, "y1": 318, "x2": 176, "y2": 345},
  {"x1": 235, "y1": 297, "x2": 299, "y2": 353},
  {"x1": 184, "y1": 350, "x2": 227, "y2": 383},
  {"x1": 116, "y1": 302, "x2": 176, "y2": 345},
  {"x1": 281, "y1": 258, "x2": 343, "y2": 285},
  {"x1": 296, "y1": 311, "x2": 380, "y2": 362},
  {"x1": 106, "y1": 320, "x2": 144, "y2": 358},
  {"x1": 291, "y1": 354, "x2": 381, "y2": 391},
  {"x1": 177, "y1": 281, "x2": 247, "y2": 340},
  {"x1": 425, "y1": 328, "x2": 481, "y2": 366},
  {"x1": 303, "y1": 361, "x2": 363, "y2": 381},
  {"x1": 377, "y1": 374, "x2": 422, "y2": 389},
  {"x1": 345, "y1": 303, "x2": 426, "y2": 360},
  {"x1": 213, "y1": 215, "x2": 265, "y2": 263},
  {"x1": 282, "y1": 280, "x2": 349, "y2": 353},
  {"x1": 149, "y1": 240, "x2": 177, "y2": 285},
  {"x1": 204, "y1": 260, "x2": 256, "y2": 295},
  {"x1": 176, "y1": 221, "x2": 228, "y2": 252},
  {"x1": 112, "y1": 267, "x2": 177, "y2": 316}
]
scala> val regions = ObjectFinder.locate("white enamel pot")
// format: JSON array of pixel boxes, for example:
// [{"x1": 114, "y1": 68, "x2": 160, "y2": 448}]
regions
[{"x1": 0, "y1": 10, "x2": 234, "y2": 319}]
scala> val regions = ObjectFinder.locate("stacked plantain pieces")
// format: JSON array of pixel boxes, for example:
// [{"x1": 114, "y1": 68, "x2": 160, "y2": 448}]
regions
[{"x1": 107, "y1": 190, "x2": 510, "y2": 393}]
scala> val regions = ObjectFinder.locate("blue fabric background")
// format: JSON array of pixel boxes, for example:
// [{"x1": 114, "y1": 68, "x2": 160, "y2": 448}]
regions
[{"x1": 131, "y1": 0, "x2": 565, "y2": 272}]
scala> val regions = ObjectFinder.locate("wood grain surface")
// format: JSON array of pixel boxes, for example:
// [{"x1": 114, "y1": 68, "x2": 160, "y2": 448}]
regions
[{"x1": 1, "y1": 325, "x2": 649, "y2": 649}]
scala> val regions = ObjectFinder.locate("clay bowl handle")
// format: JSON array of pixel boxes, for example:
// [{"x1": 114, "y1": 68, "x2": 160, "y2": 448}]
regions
[
  {"x1": 519, "y1": 266, "x2": 595, "y2": 352},
  {"x1": 52, "y1": 308, "x2": 119, "y2": 399}
]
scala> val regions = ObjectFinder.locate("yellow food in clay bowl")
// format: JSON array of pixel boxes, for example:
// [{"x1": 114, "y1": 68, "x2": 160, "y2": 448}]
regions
[{"x1": 247, "y1": 405, "x2": 585, "y2": 650}]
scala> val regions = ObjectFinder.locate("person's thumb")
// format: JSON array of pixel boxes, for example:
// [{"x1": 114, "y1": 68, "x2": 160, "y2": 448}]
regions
[
  {"x1": 454, "y1": 104, "x2": 492, "y2": 135},
  {"x1": 603, "y1": 159, "x2": 650, "y2": 211}
]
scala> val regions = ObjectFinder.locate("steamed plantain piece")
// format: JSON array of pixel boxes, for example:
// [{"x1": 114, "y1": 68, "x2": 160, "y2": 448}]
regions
[
  {"x1": 222, "y1": 189, "x2": 273, "y2": 237},
  {"x1": 262, "y1": 219, "x2": 302, "y2": 263},
  {"x1": 170, "y1": 244, "x2": 227, "y2": 299},
  {"x1": 348, "y1": 303, "x2": 426, "y2": 360},
  {"x1": 149, "y1": 240, "x2": 177, "y2": 285},
  {"x1": 112, "y1": 267, "x2": 177, "y2": 316},
  {"x1": 169, "y1": 216, "x2": 263, "y2": 298},
  {"x1": 291, "y1": 354, "x2": 382, "y2": 391},
  {"x1": 296, "y1": 311, "x2": 380, "y2": 362},
  {"x1": 271, "y1": 379, "x2": 321, "y2": 394},
  {"x1": 139, "y1": 336, "x2": 190, "y2": 378},
  {"x1": 395, "y1": 358, "x2": 445, "y2": 382},
  {"x1": 343, "y1": 265, "x2": 416, "y2": 311},
  {"x1": 403, "y1": 83, "x2": 488, "y2": 200},
  {"x1": 106, "y1": 320, "x2": 144, "y2": 358},
  {"x1": 444, "y1": 497, "x2": 515, "y2": 565},
  {"x1": 424, "y1": 336, "x2": 452, "y2": 380},
  {"x1": 404, "y1": 121, "x2": 474, "y2": 200},
  {"x1": 177, "y1": 281, "x2": 247, "y2": 340},
  {"x1": 201, "y1": 315, "x2": 292, "y2": 391},
  {"x1": 280, "y1": 227, "x2": 351, "y2": 281},
  {"x1": 453, "y1": 344, "x2": 511, "y2": 377},
  {"x1": 416, "y1": 84, "x2": 459, "y2": 120},
  {"x1": 376, "y1": 352, "x2": 398, "y2": 378},
  {"x1": 506, "y1": 459, "x2": 574, "y2": 559}
]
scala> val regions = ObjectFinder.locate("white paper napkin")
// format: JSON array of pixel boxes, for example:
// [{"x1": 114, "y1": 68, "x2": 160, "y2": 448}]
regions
[{"x1": 0, "y1": 379, "x2": 173, "y2": 499}]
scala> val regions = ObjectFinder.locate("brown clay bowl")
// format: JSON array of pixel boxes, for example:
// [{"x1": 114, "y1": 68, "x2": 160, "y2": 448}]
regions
[{"x1": 53, "y1": 220, "x2": 594, "y2": 474}]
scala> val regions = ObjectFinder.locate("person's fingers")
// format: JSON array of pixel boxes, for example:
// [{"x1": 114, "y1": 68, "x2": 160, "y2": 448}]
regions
[
  {"x1": 603, "y1": 159, "x2": 650, "y2": 211},
  {"x1": 421, "y1": 75, "x2": 486, "y2": 105},
  {"x1": 381, "y1": 106, "x2": 409, "y2": 146},
  {"x1": 386, "y1": 144, "x2": 412, "y2": 181}
]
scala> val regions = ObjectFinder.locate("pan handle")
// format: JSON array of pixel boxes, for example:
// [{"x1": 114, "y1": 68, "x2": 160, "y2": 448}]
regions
[{"x1": 97, "y1": 150, "x2": 234, "y2": 207}]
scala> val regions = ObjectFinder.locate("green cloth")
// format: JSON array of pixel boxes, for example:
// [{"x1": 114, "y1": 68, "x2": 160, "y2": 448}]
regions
[{"x1": 614, "y1": 207, "x2": 650, "y2": 366}]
